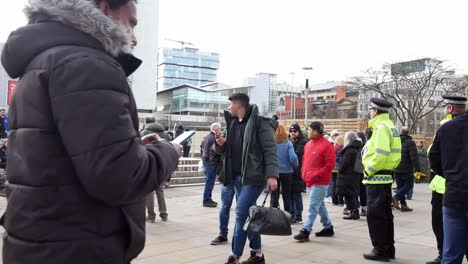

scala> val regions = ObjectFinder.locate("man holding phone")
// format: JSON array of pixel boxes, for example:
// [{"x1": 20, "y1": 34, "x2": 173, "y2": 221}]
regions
[
  {"x1": 214, "y1": 93, "x2": 278, "y2": 264},
  {"x1": 1, "y1": 0, "x2": 180, "y2": 263},
  {"x1": 201, "y1": 122, "x2": 223, "y2": 207}
]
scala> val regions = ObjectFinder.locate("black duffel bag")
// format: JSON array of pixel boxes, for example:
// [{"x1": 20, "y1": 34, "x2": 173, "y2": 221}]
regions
[{"x1": 243, "y1": 191, "x2": 292, "y2": 236}]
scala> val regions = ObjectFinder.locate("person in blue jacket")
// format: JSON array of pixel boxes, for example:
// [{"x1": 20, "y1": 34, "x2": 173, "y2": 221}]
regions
[{"x1": 270, "y1": 124, "x2": 298, "y2": 214}]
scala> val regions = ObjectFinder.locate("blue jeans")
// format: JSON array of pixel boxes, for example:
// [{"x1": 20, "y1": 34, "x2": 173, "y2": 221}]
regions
[
  {"x1": 395, "y1": 173, "x2": 413, "y2": 206},
  {"x1": 219, "y1": 176, "x2": 242, "y2": 237},
  {"x1": 290, "y1": 192, "x2": 303, "y2": 220},
  {"x1": 203, "y1": 161, "x2": 217, "y2": 203},
  {"x1": 303, "y1": 185, "x2": 332, "y2": 233},
  {"x1": 231, "y1": 184, "x2": 265, "y2": 258},
  {"x1": 442, "y1": 206, "x2": 468, "y2": 264}
]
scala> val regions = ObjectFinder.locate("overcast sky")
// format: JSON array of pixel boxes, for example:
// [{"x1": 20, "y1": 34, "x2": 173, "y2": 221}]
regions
[{"x1": 2, "y1": 0, "x2": 468, "y2": 86}]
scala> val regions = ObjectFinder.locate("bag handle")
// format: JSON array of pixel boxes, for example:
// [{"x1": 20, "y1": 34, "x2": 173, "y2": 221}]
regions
[{"x1": 261, "y1": 191, "x2": 269, "y2": 207}]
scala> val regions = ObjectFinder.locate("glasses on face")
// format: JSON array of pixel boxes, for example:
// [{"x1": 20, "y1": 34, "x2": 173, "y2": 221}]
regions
[{"x1": 289, "y1": 130, "x2": 297, "y2": 133}]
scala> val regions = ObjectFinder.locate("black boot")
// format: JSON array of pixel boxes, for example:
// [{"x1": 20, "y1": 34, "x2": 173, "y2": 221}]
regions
[
  {"x1": 315, "y1": 225, "x2": 334, "y2": 237},
  {"x1": 343, "y1": 209, "x2": 360, "y2": 220},
  {"x1": 294, "y1": 229, "x2": 310, "y2": 242},
  {"x1": 363, "y1": 248, "x2": 390, "y2": 262},
  {"x1": 425, "y1": 255, "x2": 442, "y2": 264}
]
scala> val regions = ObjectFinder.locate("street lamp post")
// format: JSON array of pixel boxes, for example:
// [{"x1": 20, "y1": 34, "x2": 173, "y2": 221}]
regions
[
  {"x1": 289, "y1": 72, "x2": 295, "y2": 120},
  {"x1": 302, "y1": 67, "x2": 313, "y2": 125}
]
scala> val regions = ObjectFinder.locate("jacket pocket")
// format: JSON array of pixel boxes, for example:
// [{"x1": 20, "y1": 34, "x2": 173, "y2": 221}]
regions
[{"x1": 303, "y1": 170, "x2": 319, "y2": 186}]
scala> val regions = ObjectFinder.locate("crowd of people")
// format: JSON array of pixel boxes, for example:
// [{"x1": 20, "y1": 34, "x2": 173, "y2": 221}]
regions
[{"x1": 0, "y1": 0, "x2": 467, "y2": 263}]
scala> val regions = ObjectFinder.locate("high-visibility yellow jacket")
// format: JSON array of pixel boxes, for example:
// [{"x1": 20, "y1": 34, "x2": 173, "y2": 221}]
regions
[{"x1": 362, "y1": 113, "x2": 402, "y2": 184}]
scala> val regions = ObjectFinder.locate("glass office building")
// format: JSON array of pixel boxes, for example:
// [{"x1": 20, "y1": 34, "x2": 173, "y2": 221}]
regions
[
  {"x1": 157, "y1": 47, "x2": 220, "y2": 91},
  {"x1": 156, "y1": 84, "x2": 249, "y2": 116}
]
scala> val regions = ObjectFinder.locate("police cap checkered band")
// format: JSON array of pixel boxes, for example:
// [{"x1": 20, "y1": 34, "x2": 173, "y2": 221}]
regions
[
  {"x1": 442, "y1": 95, "x2": 467, "y2": 105},
  {"x1": 369, "y1": 102, "x2": 391, "y2": 111}
]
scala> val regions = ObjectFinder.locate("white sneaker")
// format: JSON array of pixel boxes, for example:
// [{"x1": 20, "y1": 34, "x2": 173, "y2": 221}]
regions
[{"x1": 324, "y1": 197, "x2": 332, "y2": 203}]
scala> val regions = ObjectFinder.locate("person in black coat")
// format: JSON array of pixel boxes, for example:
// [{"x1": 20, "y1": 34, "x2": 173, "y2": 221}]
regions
[
  {"x1": 0, "y1": 0, "x2": 181, "y2": 263},
  {"x1": 392, "y1": 127, "x2": 421, "y2": 212},
  {"x1": 336, "y1": 132, "x2": 362, "y2": 220},
  {"x1": 288, "y1": 123, "x2": 308, "y2": 223}
]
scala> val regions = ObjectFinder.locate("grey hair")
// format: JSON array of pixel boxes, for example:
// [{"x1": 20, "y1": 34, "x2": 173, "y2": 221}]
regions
[
  {"x1": 210, "y1": 122, "x2": 221, "y2": 132},
  {"x1": 400, "y1": 126, "x2": 410, "y2": 135},
  {"x1": 344, "y1": 131, "x2": 358, "y2": 147}
]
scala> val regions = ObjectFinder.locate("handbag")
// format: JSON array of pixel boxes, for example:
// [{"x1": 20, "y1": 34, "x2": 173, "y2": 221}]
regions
[{"x1": 243, "y1": 191, "x2": 293, "y2": 236}]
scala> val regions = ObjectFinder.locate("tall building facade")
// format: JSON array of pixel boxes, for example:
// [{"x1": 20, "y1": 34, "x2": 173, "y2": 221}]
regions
[
  {"x1": 157, "y1": 47, "x2": 219, "y2": 91},
  {"x1": 247, "y1": 73, "x2": 278, "y2": 115},
  {"x1": 130, "y1": 0, "x2": 159, "y2": 113}
]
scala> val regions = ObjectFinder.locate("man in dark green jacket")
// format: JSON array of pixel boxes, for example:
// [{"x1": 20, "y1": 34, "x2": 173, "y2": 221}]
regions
[
  {"x1": 215, "y1": 93, "x2": 278, "y2": 264},
  {"x1": 141, "y1": 117, "x2": 169, "y2": 222}
]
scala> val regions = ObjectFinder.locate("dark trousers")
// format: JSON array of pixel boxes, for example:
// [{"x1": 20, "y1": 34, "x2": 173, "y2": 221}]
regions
[
  {"x1": 432, "y1": 191, "x2": 444, "y2": 256},
  {"x1": 366, "y1": 184, "x2": 395, "y2": 254},
  {"x1": 359, "y1": 174, "x2": 367, "y2": 207},
  {"x1": 331, "y1": 172, "x2": 344, "y2": 205},
  {"x1": 183, "y1": 145, "x2": 191, "y2": 157},
  {"x1": 395, "y1": 173, "x2": 413, "y2": 206},
  {"x1": 290, "y1": 192, "x2": 303, "y2": 220},
  {"x1": 344, "y1": 195, "x2": 359, "y2": 211},
  {"x1": 270, "y1": 173, "x2": 292, "y2": 213}
]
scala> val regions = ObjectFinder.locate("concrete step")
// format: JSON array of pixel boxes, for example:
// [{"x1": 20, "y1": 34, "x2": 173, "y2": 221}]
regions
[
  {"x1": 179, "y1": 158, "x2": 201, "y2": 166},
  {"x1": 170, "y1": 176, "x2": 206, "y2": 185},
  {"x1": 166, "y1": 182, "x2": 220, "y2": 188},
  {"x1": 172, "y1": 171, "x2": 205, "y2": 177},
  {"x1": 175, "y1": 164, "x2": 200, "y2": 172}
]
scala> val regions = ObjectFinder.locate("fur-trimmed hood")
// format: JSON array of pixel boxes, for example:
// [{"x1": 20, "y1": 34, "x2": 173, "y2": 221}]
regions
[
  {"x1": 1, "y1": 0, "x2": 138, "y2": 78},
  {"x1": 25, "y1": 0, "x2": 132, "y2": 56}
]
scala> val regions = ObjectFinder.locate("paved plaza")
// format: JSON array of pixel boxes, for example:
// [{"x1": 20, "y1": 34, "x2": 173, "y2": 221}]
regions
[{"x1": 0, "y1": 183, "x2": 467, "y2": 264}]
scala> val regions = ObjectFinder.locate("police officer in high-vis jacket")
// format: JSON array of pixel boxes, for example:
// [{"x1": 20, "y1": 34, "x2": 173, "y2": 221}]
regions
[
  {"x1": 427, "y1": 95, "x2": 467, "y2": 264},
  {"x1": 362, "y1": 98, "x2": 402, "y2": 262}
]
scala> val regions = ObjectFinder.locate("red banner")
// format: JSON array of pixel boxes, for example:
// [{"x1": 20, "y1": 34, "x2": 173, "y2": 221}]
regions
[{"x1": 7, "y1": 80, "x2": 17, "y2": 105}]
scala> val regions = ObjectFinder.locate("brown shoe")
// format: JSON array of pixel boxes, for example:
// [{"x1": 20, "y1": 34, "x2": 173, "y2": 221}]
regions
[
  {"x1": 240, "y1": 252, "x2": 265, "y2": 264},
  {"x1": 392, "y1": 196, "x2": 401, "y2": 210},
  {"x1": 400, "y1": 205, "x2": 413, "y2": 212},
  {"x1": 210, "y1": 235, "x2": 228, "y2": 245}
]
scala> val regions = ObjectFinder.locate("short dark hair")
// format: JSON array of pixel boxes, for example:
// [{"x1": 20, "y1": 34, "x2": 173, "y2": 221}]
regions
[
  {"x1": 374, "y1": 109, "x2": 388, "y2": 115},
  {"x1": 228, "y1": 93, "x2": 250, "y2": 108},
  {"x1": 145, "y1": 116, "x2": 155, "y2": 124},
  {"x1": 94, "y1": 0, "x2": 137, "y2": 10},
  {"x1": 309, "y1": 121, "x2": 324, "y2": 134}
]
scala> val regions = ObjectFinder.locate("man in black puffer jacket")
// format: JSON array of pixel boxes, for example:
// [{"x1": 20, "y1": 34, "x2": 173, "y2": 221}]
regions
[
  {"x1": 0, "y1": 0, "x2": 180, "y2": 263},
  {"x1": 289, "y1": 123, "x2": 308, "y2": 223},
  {"x1": 392, "y1": 126, "x2": 421, "y2": 212}
]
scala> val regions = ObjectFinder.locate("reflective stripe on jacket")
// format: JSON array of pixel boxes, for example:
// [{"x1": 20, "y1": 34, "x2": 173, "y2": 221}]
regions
[{"x1": 362, "y1": 113, "x2": 401, "y2": 184}]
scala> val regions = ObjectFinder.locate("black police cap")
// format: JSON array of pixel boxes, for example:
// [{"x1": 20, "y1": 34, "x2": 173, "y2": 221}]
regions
[{"x1": 369, "y1": 98, "x2": 393, "y2": 111}]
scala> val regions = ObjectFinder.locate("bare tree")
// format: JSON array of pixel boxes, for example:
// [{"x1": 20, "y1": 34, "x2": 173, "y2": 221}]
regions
[{"x1": 354, "y1": 59, "x2": 467, "y2": 133}]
